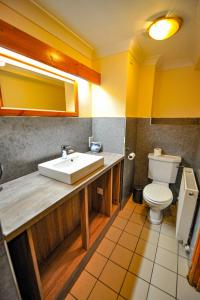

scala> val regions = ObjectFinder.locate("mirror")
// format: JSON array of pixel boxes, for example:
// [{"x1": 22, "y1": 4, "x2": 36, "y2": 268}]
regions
[{"x1": 0, "y1": 62, "x2": 78, "y2": 116}]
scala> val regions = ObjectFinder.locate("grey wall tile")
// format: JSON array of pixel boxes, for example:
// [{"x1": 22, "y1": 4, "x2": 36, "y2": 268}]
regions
[
  {"x1": 122, "y1": 118, "x2": 137, "y2": 203},
  {"x1": 92, "y1": 117, "x2": 125, "y2": 154},
  {"x1": 134, "y1": 118, "x2": 200, "y2": 187},
  {"x1": 0, "y1": 117, "x2": 92, "y2": 183}
]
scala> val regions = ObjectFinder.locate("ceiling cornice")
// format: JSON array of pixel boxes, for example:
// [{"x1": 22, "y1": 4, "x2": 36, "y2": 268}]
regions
[
  {"x1": 95, "y1": 38, "x2": 132, "y2": 58},
  {"x1": 30, "y1": 0, "x2": 93, "y2": 50}
]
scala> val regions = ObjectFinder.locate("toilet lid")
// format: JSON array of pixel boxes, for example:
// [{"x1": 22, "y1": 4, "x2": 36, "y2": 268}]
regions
[{"x1": 143, "y1": 183, "x2": 173, "y2": 203}]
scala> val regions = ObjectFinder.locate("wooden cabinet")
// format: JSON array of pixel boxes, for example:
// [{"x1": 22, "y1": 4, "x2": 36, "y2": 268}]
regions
[{"x1": 7, "y1": 162, "x2": 122, "y2": 300}]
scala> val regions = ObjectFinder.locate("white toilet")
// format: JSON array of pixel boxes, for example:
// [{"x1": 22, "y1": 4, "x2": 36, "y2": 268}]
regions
[{"x1": 143, "y1": 153, "x2": 181, "y2": 224}]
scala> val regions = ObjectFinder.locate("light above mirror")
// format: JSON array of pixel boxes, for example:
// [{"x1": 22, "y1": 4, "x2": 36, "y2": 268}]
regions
[
  {"x1": 0, "y1": 47, "x2": 78, "y2": 116},
  {"x1": 148, "y1": 16, "x2": 183, "y2": 41},
  {"x1": 0, "y1": 47, "x2": 77, "y2": 83}
]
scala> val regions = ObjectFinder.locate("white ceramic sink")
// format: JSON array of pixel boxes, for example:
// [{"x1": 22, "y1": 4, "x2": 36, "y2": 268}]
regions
[{"x1": 38, "y1": 152, "x2": 104, "y2": 184}]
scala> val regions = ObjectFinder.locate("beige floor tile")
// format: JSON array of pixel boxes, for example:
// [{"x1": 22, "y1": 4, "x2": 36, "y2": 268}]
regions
[
  {"x1": 118, "y1": 231, "x2": 138, "y2": 251},
  {"x1": 70, "y1": 271, "x2": 97, "y2": 300},
  {"x1": 129, "y1": 253, "x2": 154, "y2": 282},
  {"x1": 99, "y1": 260, "x2": 126, "y2": 293},
  {"x1": 97, "y1": 238, "x2": 116, "y2": 258},
  {"x1": 177, "y1": 275, "x2": 200, "y2": 300},
  {"x1": 147, "y1": 285, "x2": 175, "y2": 300},
  {"x1": 178, "y1": 256, "x2": 189, "y2": 277},
  {"x1": 165, "y1": 205, "x2": 177, "y2": 217},
  {"x1": 118, "y1": 207, "x2": 133, "y2": 220},
  {"x1": 106, "y1": 226, "x2": 122, "y2": 243},
  {"x1": 117, "y1": 296, "x2": 124, "y2": 300},
  {"x1": 163, "y1": 214, "x2": 176, "y2": 225},
  {"x1": 140, "y1": 227, "x2": 159, "y2": 245},
  {"x1": 151, "y1": 264, "x2": 177, "y2": 297},
  {"x1": 85, "y1": 252, "x2": 107, "y2": 278},
  {"x1": 178, "y1": 243, "x2": 190, "y2": 259},
  {"x1": 158, "y1": 234, "x2": 178, "y2": 254},
  {"x1": 155, "y1": 247, "x2": 177, "y2": 272},
  {"x1": 65, "y1": 294, "x2": 76, "y2": 300},
  {"x1": 125, "y1": 197, "x2": 137, "y2": 210},
  {"x1": 120, "y1": 272, "x2": 149, "y2": 300},
  {"x1": 110, "y1": 244, "x2": 133, "y2": 269},
  {"x1": 161, "y1": 223, "x2": 176, "y2": 238},
  {"x1": 124, "y1": 221, "x2": 143, "y2": 237},
  {"x1": 170, "y1": 204, "x2": 177, "y2": 217},
  {"x1": 113, "y1": 216, "x2": 128, "y2": 230},
  {"x1": 129, "y1": 213, "x2": 146, "y2": 225},
  {"x1": 88, "y1": 281, "x2": 118, "y2": 300},
  {"x1": 135, "y1": 239, "x2": 157, "y2": 261},
  {"x1": 134, "y1": 205, "x2": 148, "y2": 216},
  {"x1": 144, "y1": 219, "x2": 161, "y2": 232}
]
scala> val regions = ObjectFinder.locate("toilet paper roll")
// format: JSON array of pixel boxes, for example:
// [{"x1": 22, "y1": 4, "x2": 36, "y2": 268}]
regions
[
  {"x1": 154, "y1": 148, "x2": 162, "y2": 156},
  {"x1": 128, "y1": 152, "x2": 135, "y2": 160}
]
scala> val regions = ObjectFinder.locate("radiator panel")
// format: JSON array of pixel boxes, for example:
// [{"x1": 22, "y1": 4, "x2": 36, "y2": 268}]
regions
[{"x1": 176, "y1": 168, "x2": 199, "y2": 245}]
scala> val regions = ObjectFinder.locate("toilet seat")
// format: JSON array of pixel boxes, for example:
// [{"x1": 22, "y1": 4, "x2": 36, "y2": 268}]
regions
[{"x1": 143, "y1": 183, "x2": 173, "y2": 204}]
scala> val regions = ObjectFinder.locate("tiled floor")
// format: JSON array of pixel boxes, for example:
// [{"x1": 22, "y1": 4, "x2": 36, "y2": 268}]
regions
[{"x1": 66, "y1": 197, "x2": 200, "y2": 300}]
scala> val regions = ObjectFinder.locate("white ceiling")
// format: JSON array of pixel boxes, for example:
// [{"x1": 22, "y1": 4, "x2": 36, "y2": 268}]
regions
[{"x1": 32, "y1": 0, "x2": 200, "y2": 66}]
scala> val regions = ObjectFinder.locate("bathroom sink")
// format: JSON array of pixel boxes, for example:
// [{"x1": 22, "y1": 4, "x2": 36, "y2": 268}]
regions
[{"x1": 38, "y1": 152, "x2": 104, "y2": 184}]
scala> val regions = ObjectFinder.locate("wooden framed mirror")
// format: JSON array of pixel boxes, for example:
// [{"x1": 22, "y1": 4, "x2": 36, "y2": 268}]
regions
[
  {"x1": 0, "y1": 19, "x2": 101, "y2": 117},
  {"x1": 0, "y1": 59, "x2": 78, "y2": 116}
]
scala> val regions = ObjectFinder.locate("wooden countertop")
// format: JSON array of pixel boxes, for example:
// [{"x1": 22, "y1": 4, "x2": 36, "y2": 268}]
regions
[{"x1": 0, "y1": 152, "x2": 124, "y2": 241}]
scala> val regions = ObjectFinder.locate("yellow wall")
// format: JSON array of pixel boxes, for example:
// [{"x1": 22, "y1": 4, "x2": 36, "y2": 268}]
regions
[
  {"x1": 136, "y1": 64, "x2": 156, "y2": 118},
  {"x1": 126, "y1": 52, "x2": 140, "y2": 117},
  {"x1": 152, "y1": 66, "x2": 200, "y2": 117},
  {"x1": 0, "y1": 1, "x2": 93, "y2": 117},
  {"x1": 126, "y1": 61, "x2": 200, "y2": 118},
  {"x1": 92, "y1": 52, "x2": 128, "y2": 117}
]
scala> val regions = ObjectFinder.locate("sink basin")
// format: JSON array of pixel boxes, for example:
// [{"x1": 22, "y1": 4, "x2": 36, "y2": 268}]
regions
[{"x1": 38, "y1": 152, "x2": 104, "y2": 184}]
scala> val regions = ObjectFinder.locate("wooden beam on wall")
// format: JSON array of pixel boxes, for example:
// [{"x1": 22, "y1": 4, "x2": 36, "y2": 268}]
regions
[{"x1": 0, "y1": 19, "x2": 101, "y2": 85}]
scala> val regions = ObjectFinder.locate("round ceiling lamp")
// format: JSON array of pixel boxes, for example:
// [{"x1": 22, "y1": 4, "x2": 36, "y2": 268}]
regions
[{"x1": 148, "y1": 16, "x2": 183, "y2": 40}]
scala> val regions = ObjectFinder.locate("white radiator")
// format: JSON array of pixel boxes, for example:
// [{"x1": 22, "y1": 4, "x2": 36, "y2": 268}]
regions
[{"x1": 176, "y1": 168, "x2": 199, "y2": 245}]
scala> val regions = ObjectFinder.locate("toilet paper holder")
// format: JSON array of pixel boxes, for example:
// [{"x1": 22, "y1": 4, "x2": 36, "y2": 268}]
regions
[{"x1": 128, "y1": 152, "x2": 135, "y2": 161}]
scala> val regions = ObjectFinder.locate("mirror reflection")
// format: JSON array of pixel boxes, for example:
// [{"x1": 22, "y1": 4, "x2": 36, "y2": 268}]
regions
[{"x1": 0, "y1": 63, "x2": 77, "y2": 112}]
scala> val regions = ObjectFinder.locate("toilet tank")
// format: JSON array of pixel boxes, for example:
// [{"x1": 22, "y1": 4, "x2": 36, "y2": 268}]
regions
[{"x1": 148, "y1": 154, "x2": 181, "y2": 183}]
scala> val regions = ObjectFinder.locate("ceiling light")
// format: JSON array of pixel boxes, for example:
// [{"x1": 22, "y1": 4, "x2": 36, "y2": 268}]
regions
[{"x1": 148, "y1": 16, "x2": 182, "y2": 40}]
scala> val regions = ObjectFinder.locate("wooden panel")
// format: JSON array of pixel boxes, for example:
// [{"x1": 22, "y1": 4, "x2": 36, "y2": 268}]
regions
[
  {"x1": 41, "y1": 206, "x2": 120, "y2": 300},
  {"x1": 112, "y1": 162, "x2": 121, "y2": 205},
  {"x1": 27, "y1": 229, "x2": 44, "y2": 299},
  {"x1": 80, "y1": 187, "x2": 89, "y2": 250},
  {"x1": 0, "y1": 107, "x2": 78, "y2": 117},
  {"x1": 104, "y1": 169, "x2": 113, "y2": 217},
  {"x1": 8, "y1": 231, "x2": 42, "y2": 300},
  {"x1": 90, "y1": 174, "x2": 105, "y2": 214},
  {"x1": 0, "y1": 19, "x2": 101, "y2": 85},
  {"x1": 31, "y1": 194, "x2": 81, "y2": 265},
  {"x1": 188, "y1": 229, "x2": 200, "y2": 291}
]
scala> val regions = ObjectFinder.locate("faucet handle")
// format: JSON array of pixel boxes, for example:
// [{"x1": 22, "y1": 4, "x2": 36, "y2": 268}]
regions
[{"x1": 61, "y1": 144, "x2": 70, "y2": 150}]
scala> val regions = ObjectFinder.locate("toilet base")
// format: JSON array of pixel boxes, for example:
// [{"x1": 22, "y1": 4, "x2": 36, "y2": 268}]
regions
[{"x1": 149, "y1": 208, "x2": 163, "y2": 225}]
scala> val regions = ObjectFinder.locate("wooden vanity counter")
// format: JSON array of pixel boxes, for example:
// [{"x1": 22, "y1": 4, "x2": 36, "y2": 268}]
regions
[{"x1": 0, "y1": 152, "x2": 124, "y2": 300}]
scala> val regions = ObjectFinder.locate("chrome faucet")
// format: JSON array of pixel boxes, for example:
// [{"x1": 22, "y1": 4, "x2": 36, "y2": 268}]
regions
[{"x1": 61, "y1": 145, "x2": 75, "y2": 159}]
